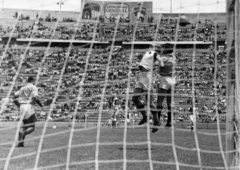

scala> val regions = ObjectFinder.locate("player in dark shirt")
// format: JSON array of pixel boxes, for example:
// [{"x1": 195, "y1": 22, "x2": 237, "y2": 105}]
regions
[
  {"x1": 152, "y1": 43, "x2": 176, "y2": 133},
  {"x1": 131, "y1": 45, "x2": 164, "y2": 126}
]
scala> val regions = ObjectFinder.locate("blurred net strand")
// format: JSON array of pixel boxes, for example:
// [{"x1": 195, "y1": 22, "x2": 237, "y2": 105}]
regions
[
  {"x1": 64, "y1": 2, "x2": 91, "y2": 170},
  {"x1": 144, "y1": 7, "x2": 166, "y2": 170},
  {"x1": 2, "y1": 139, "x2": 240, "y2": 163},
  {"x1": 213, "y1": 1, "x2": 229, "y2": 168},
  {"x1": 65, "y1": 1, "x2": 105, "y2": 170},
  {"x1": 0, "y1": 11, "x2": 25, "y2": 115},
  {"x1": 234, "y1": 0, "x2": 240, "y2": 166},
  {"x1": 3, "y1": 10, "x2": 47, "y2": 170},
  {"x1": 0, "y1": 1, "x2": 231, "y2": 170},
  {"x1": 0, "y1": 13, "x2": 23, "y2": 69},
  {"x1": 94, "y1": 2, "x2": 128, "y2": 170},
  {"x1": 1, "y1": 124, "x2": 238, "y2": 149},
  {"x1": 33, "y1": 8, "x2": 74, "y2": 170},
  {"x1": 1, "y1": 8, "x2": 55, "y2": 169},
  {"x1": 122, "y1": 3, "x2": 148, "y2": 170},
  {"x1": 1, "y1": 123, "x2": 238, "y2": 148},
  {"x1": 24, "y1": 159, "x2": 234, "y2": 170},
  {"x1": 226, "y1": 0, "x2": 238, "y2": 167},
  {"x1": 170, "y1": 11, "x2": 181, "y2": 170},
  {"x1": 190, "y1": 8, "x2": 202, "y2": 169}
]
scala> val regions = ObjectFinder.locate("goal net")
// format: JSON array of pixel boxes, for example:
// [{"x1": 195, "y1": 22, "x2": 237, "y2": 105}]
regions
[{"x1": 0, "y1": 0, "x2": 239, "y2": 170}]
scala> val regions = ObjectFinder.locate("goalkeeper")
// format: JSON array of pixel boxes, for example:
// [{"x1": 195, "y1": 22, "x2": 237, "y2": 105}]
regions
[
  {"x1": 132, "y1": 44, "x2": 164, "y2": 126},
  {"x1": 14, "y1": 76, "x2": 44, "y2": 147},
  {"x1": 152, "y1": 43, "x2": 176, "y2": 133}
]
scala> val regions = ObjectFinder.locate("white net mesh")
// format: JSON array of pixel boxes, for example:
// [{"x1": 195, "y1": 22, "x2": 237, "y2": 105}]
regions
[{"x1": 0, "y1": 0, "x2": 239, "y2": 170}]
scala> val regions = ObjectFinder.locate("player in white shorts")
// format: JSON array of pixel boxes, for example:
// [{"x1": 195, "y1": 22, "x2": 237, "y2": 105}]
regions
[
  {"x1": 132, "y1": 44, "x2": 164, "y2": 126},
  {"x1": 15, "y1": 76, "x2": 44, "y2": 147}
]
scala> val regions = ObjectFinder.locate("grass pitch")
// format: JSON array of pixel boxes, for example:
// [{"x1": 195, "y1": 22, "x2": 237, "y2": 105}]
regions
[{"x1": 0, "y1": 126, "x2": 226, "y2": 170}]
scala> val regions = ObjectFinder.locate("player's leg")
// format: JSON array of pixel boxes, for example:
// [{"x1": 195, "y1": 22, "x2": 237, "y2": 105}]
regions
[
  {"x1": 132, "y1": 88, "x2": 146, "y2": 125},
  {"x1": 156, "y1": 88, "x2": 168, "y2": 123},
  {"x1": 149, "y1": 90, "x2": 161, "y2": 133},
  {"x1": 23, "y1": 116, "x2": 36, "y2": 136},
  {"x1": 17, "y1": 121, "x2": 25, "y2": 147},
  {"x1": 17, "y1": 106, "x2": 25, "y2": 147},
  {"x1": 189, "y1": 115, "x2": 195, "y2": 130},
  {"x1": 68, "y1": 114, "x2": 72, "y2": 129},
  {"x1": 20, "y1": 114, "x2": 36, "y2": 147},
  {"x1": 18, "y1": 119, "x2": 35, "y2": 147},
  {"x1": 190, "y1": 120, "x2": 194, "y2": 130},
  {"x1": 165, "y1": 88, "x2": 172, "y2": 127}
]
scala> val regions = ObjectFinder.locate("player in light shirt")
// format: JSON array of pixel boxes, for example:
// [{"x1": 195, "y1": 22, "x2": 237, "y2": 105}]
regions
[
  {"x1": 15, "y1": 76, "x2": 43, "y2": 147},
  {"x1": 132, "y1": 44, "x2": 164, "y2": 127}
]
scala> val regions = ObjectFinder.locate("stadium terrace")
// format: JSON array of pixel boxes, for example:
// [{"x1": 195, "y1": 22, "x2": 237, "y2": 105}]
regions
[{"x1": 0, "y1": 0, "x2": 239, "y2": 169}]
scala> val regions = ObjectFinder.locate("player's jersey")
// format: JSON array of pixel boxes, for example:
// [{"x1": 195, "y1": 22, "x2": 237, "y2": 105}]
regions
[
  {"x1": 159, "y1": 53, "x2": 175, "y2": 76},
  {"x1": 15, "y1": 83, "x2": 38, "y2": 104},
  {"x1": 139, "y1": 51, "x2": 158, "y2": 71}
]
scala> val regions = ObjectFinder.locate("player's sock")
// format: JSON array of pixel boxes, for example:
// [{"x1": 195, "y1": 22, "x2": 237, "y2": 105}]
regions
[
  {"x1": 17, "y1": 131, "x2": 24, "y2": 147},
  {"x1": 165, "y1": 107, "x2": 172, "y2": 127},
  {"x1": 137, "y1": 105, "x2": 147, "y2": 125},
  {"x1": 156, "y1": 106, "x2": 163, "y2": 120}
]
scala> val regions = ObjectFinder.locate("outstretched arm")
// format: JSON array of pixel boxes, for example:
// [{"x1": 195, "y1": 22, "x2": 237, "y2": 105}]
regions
[
  {"x1": 32, "y1": 87, "x2": 43, "y2": 109},
  {"x1": 32, "y1": 96, "x2": 43, "y2": 108},
  {"x1": 14, "y1": 91, "x2": 20, "y2": 108},
  {"x1": 155, "y1": 54, "x2": 164, "y2": 67}
]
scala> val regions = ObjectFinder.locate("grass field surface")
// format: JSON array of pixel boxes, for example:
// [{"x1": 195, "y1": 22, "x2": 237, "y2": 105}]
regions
[{"x1": 0, "y1": 127, "x2": 226, "y2": 170}]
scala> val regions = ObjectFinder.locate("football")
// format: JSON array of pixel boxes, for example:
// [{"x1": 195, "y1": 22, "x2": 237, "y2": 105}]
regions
[{"x1": 179, "y1": 15, "x2": 190, "y2": 27}]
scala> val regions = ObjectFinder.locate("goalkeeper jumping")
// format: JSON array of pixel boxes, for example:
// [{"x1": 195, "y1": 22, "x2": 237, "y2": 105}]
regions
[{"x1": 131, "y1": 44, "x2": 164, "y2": 128}]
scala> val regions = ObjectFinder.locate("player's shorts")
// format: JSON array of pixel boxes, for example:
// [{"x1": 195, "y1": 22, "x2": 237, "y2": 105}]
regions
[
  {"x1": 23, "y1": 114, "x2": 37, "y2": 128},
  {"x1": 158, "y1": 76, "x2": 176, "y2": 90},
  {"x1": 135, "y1": 72, "x2": 154, "y2": 91},
  {"x1": 20, "y1": 104, "x2": 35, "y2": 120}
]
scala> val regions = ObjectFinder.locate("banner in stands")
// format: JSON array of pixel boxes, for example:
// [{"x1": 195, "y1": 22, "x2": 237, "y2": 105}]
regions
[{"x1": 81, "y1": 0, "x2": 153, "y2": 23}]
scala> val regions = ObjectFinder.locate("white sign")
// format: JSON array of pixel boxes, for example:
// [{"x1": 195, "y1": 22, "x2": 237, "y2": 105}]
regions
[{"x1": 104, "y1": 3, "x2": 129, "y2": 19}]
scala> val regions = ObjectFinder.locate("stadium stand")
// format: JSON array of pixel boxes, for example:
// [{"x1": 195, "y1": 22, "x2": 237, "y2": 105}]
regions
[{"x1": 0, "y1": 10, "x2": 227, "y2": 124}]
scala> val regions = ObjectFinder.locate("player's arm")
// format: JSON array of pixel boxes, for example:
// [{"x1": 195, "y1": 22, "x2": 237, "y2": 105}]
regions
[
  {"x1": 154, "y1": 53, "x2": 164, "y2": 67},
  {"x1": 32, "y1": 96, "x2": 43, "y2": 108},
  {"x1": 32, "y1": 87, "x2": 43, "y2": 109},
  {"x1": 13, "y1": 91, "x2": 20, "y2": 108}
]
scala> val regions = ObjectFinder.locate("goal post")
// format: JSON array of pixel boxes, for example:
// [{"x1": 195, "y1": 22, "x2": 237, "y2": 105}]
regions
[{"x1": 226, "y1": 0, "x2": 240, "y2": 168}]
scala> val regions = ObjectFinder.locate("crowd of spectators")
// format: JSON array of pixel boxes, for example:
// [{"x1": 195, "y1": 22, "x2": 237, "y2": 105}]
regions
[
  {"x1": 101, "y1": 20, "x2": 226, "y2": 42},
  {"x1": 0, "y1": 15, "x2": 228, "y2": 122},
  {"x1": 0, "y1": 16, "x2": 227, "y2": 43},
  {"x1": 62, "y1": 18, "x2": 76, "y2": 22},
  {"x1": 0, "y1": 43, "x2": 227, "y2": 122}
]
